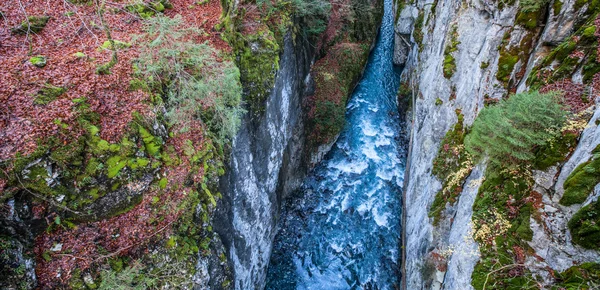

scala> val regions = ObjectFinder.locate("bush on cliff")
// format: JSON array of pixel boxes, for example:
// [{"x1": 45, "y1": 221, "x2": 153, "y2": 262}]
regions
[
  {"x1": 465, "y1": 91, "x2": 566, "y2": 167},
  {"x1": 134, "y1": 15, "x2": 244, "y2": 144}
]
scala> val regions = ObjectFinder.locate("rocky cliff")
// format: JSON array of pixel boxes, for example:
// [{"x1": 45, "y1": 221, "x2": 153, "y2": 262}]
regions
[{"x1": 395, "y1": 0, "x2": 600, "y2": 289}]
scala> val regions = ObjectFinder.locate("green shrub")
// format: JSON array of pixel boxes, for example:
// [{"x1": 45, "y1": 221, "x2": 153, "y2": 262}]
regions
[
  {"x1": 465, "y1": 91, "x2": 566, "y2": 167},
  {"x1": 134, "y1": 15, "x2": 244, "y2": 144}
]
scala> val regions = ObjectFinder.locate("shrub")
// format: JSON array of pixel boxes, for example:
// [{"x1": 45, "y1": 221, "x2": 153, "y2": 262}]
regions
[
  {"x1": 134, "y1": 15, "x2": 244, "y2": 144},
  {"x1": 465, "y1": 91, "x2": 566, "y2": 167}
]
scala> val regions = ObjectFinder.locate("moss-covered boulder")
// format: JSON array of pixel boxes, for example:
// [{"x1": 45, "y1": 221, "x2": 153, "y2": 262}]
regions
[
  {"x1": 568, "y1": 199, "x2": 600, "y2": 250},
  {"x1": 29, "y1": 55, "x2": 47, "y2": 68},
  {"x1": 34, "y1": 84, "x2": 66, "y2": 105},
  {"x1": 11, "y1": 15, "x2": 50, "y2": 35}
]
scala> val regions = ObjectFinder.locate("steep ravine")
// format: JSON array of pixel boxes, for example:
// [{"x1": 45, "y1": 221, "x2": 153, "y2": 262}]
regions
[{"x1": 214, "y1": 1, "x2": 383, "y2": 289}]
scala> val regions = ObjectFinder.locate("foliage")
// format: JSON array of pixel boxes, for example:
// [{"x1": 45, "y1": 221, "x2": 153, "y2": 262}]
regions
[
  {"x1": 98, "y1": 262, "x2": 157, "y2": 290},
  {"x1": 413, "y1": 10, "x2": 424, "y2": 51},
  {"x1": 289, "y1": 0, "x2": 331, "y2": 35},
  {"x1": 443, "y1": 25, "x2": 459, "y2": 79},
  {"x1": 568, "y1": 199, "x2": 600, "y2": 250},
  {"x1": 553, "y1": 262, "x2": 600, "y2": 289},
  {"x1": 307, "y1": 43, "x2": 370, "y2": 145},
  {"x1": 134, "y1": 15, "x2": 244, "y2": 144},
  {"x1": 465, "y1": 91, "x2": 566, "y2": 167},
  {"x1": 471, "y1": 165, "x2": 538, "y2": 290},
  {"x1": 561, "y1": 145, "x2": 600, "y2": 206},
  {"x1": 430, "y1": 111, "x2": 472, "y2": 223}
]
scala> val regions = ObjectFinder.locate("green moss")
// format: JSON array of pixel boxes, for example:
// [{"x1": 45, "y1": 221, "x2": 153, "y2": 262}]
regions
[
  {"x1": 496, "y1": 53, "x2": 519, "y2": 84},
  {"x1": 553, "y1": 262, "x2": 600, "y2": 289},
  {"x1": 99, "y1": 40, "x2": 131, "y2": 50},
  {"x1": 533, "y1": 132, "x2": 578, "y2": 170},
  {"x1": 435, "y1": 98, "x2": 443, "y2": 106},
  {"x1": 138, "y1": 126, "x2": 162, "y2": 157},
  {"x1": 561, "y1": 145, "x2": 600, "y2": 206},
  {"x1": 11, "y1": 15, "x2": 50, "y2": 34},
  {"x1": 471, "y1": 165, "x2": 538, "y2": 290},
  {"x1": 159, "y1": 177, "x2": 168, "y2": 189},
  {"x1": 106, "y1": 156, "x2": 126, "y2": 178},
  {"x1": 29, "y1": 55, "x2": 47, "y2": 68},
  {"x1": 568, "y1": 200, "x2": 600, "y2": 250},
  {"x1": 515, "y1": 10, "x2": 540, "y2": 30},
  {"x1": 413, "y1": 10, "x2": 425, "y2": 51},
  {"x1": 553, "y1": 0, "x2": 563, "y2": 16},
  {"x1": 430, "y1": 111, "x2": 470, "y2": 223},
  {"x1": 34, "y1": 84, "x2": 66, "y2": 105},
  {"x1": 443, "y1": 26, "x2": 460, "y2": 79},
  {"x1": 480, "y1": 61, "x2": 489, "y2": 69},
  {"x1": 125, "y1": 0, "x2": 172, "y2": 18}
]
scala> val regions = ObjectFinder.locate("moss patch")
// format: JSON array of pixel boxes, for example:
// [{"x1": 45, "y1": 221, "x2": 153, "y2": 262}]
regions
[
  {"x1": 11, "y1": 15, "x2": 50, "y2": 34},
  {"x1": 553, "y1": 262, "x2": 600, "y2": 289},
  {"x1": 35, "y1": 84, "x2": 67, "y2": 105},
  {"x1": 30, "y1": 55, "x2": 47, "y2": 68},
  {"x1": 568, "y1": 200, "x2": 600, "y2": 250},
  {"x1": 561, "y1": 145, "x2": 600, "y2": 206},
  {"x1": 430, "y1": 110, "x2": 471, "y2": 224},
  {"x1": 443, "y1": 25, "x2": 460, "y2": 79}
]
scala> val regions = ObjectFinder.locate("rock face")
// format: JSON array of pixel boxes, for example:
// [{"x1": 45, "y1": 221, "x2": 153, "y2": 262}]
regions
[
  {"x1": 396, "y1": 0, "x2": 599, "y2": 288},
  {"x1": 214, "y1": 32, "x2": 314, "y2": 290}
]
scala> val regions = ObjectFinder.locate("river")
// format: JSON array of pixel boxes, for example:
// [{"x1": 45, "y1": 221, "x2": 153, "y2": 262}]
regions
[{"x1": 265, "y1": 0, "x2": 406, "y2": 287}]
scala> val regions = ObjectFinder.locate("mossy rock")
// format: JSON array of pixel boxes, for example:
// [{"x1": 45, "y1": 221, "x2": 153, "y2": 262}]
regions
[
  {"x1": 125, "y1": 0, "x2": 173, "y2": 19},
  {"x1": 568, "y1": 200, "x2": 600, "y2": 250},
  {"x1": 99, "y1": 40, "x2": 131, "y2": 51},
  {"x1": 11, "y1": 16, "x2": 50, "y2": 34},
  {"x1": 35, "y1": 84, "x2": 67, "y2": 105},
  {"x1": 533, "y1": 132, "x2": 578, "y2": 170},
  {"x1": 561, "y1": 147, "x2": 600, "y2": 206},
  {"x1": 553, "y1": 262, "x2": 600, "y2": 289},
  {"x1": 29, "y1": 55, "x2": 47, "y2": 68}
]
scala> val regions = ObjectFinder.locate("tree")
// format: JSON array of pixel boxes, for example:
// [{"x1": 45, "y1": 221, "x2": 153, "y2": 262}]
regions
[
  {"x1": 465, "y1": 91, "x2": 566, "y2": 167},
  {"x1": 134, "y1": 15, "x2": 244, "y2": 144}
]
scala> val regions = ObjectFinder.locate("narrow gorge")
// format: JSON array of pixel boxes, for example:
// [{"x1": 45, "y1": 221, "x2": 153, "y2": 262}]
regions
[{"x1": 1, "y1": 0, "x2": 600, "y2": 289}]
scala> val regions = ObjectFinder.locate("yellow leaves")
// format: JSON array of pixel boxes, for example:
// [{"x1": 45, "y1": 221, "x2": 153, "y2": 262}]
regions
[{"x1": 474, "y1": 209, "x2": 512, "y2": 245}]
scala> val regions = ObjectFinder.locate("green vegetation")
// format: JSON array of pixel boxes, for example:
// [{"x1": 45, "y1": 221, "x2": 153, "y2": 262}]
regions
[
  {"x1": 568, "y1": 200, "x2": 600, "y2": 250},
  {"x1": 125, "y1": 0, "x2": 173, "y2": 19},
  {"x1": 11, "y1": 15, "x2": 50, "y2": 34},
  {"x1": 30, "y1": 55, "x2": 47, "y2": 68},
  {"x1": 471, "y1": 165, "x2": 538, "y2": 290},
  {"x1": 99, "y1": 40, "x2": 131, "y2": 50},
  {"x1": 465, "y1": 91, "x2": 566, "y2": 167},
  {"x1": 553, "y1": 262, "x2": 600, "y2": 289},
  {"x1": 430, "y1": 110, "x2": 471, "y2": 224},
  {"x1": 443, "y1": 25, "x2": 459, "y2": 79},
  {"x1": 561, "y1": 145, "x2": 600, "y2": 205},
  {"x1": 532, "y1": 131, "x2": 579, "y2": 170},
  {"x1": 35, "y1": 84, "x2": 67, "y2": 105},
  {"x1": 413, "y1": 10, "x2": 425, "y2": 51},
  {"x1": 134, "y1": 15, "x2": 244, "y2": 144},
  {"x1": 0, "y1": 100, "x2": 162, "y2": 219},
  {"x1": 309, "y1": 43, "x2": 371, "y2": 144}
]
